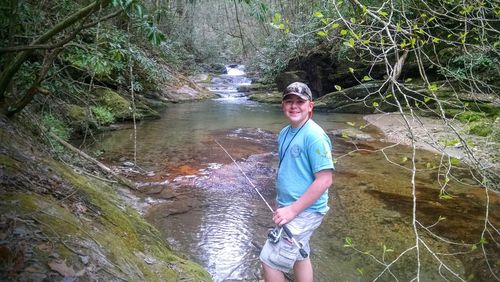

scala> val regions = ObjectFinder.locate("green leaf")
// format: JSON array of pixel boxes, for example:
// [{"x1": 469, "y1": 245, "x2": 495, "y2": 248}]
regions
[
  {"x1": 439, "y1": 192, "x2": 453, "y2": 200},
  {"x1": 442, "y1": 138, "x2": 459, "y2": 146},
  {"x1": 401, "y1": 156, "x2": 408, "y2": 163},
  {"x1": 341, "y1": 131, "x2": 349, "y2": 139},
  {"x1": 331, "y1": 23, "x2": 340, "y2": 29},
  {"x1": 405, "y1": 78, "x2": 412, "y2": 82},
  {"x1": 273, "y1": 13, "x2": 281, "y2": 25},
  {"x1": 378, "y1": 10, "x2": 388, "y2": 17},
  {"x1": 450, "y1": 157, "x2": 460, "y2": 166},
  {"x1": 428, "y1": 83, "x2": 439, "y2": 91},
  {"x1": 362, "y1": 5, "x2": 367, "y2": 14},
  {"x1": 362, "y1": 75, "x2": 372, "y2": 81},
  {"x1": 335, "y1": 85, "x2": 342, "y2": 91},
  {"x1": 385, "y1": 93, "x2": 393, "y2": 98},
  {"x1": 372, "y1": 101, "x2": 379, "y2": 107},
  {"x1": 313, "y1": 11, "x2": 324, "y2": 18},
  {"x1": 347, "y1": 121, "x2": 356, "y2": 127},
  {"x1": 343, "y1": 39, "x2": 354, "y2": 48},
  {"x1": 317, "y1": 30, "x2": 328, "y2": 37},
  {"x1": 396, "y1": 23, "x2": 402, "y2": 32},
  {"x1": 479, "y1": 237, "x2": 488, "y2": 245},
  {"x1": 348, "y1": 67, "x2": 354, "y2": 73},
  {"x1": 350, "y1": 17, "x2": 356, "y2": 24},
  {"x1": 340, "y1": 30, "x2": 348, "y2": 36},
  {"x1": 432, "y1": 37, "x2": 440, "y2": 43},
  {"x1": 344, "y1": 237, "x2": 353, "y2": 247},
  {"x1": 134, "y1": 3, "x2": 143, "y2": 18}
]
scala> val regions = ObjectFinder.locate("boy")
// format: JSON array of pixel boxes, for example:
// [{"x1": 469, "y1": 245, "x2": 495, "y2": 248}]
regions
[{"x1": 260, "y1": 82, "x2": 334, "y2": 282}]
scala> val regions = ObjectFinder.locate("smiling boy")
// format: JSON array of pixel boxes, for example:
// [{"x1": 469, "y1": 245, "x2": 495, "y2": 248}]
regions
[{"x1": 260, "y1": 82, "x2": 334, "y2": 282}]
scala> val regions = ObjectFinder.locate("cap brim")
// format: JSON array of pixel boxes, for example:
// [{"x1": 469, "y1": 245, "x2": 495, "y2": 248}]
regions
[{"x1": 282, "y1": 92, "x2": 311, "y2": 101}]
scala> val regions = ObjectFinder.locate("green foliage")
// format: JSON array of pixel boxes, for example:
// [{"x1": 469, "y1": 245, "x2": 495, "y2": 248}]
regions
[
  {"x1": 131, "y1": 48, "x2": 170, "y2": 85},
  {"x1": 91, "y1": 106, "x2": 115, "y2": 126},
  {"x1": 62, "y1": 28, "x2": 129, "y2": 80},
  {"x1": 442, "y1": 52, "x2": 500, "y2": 84},
  {"x1": 63, "y1": 47, "x2": 122, "y2": 78},
  {"x1": 250, "y1": 34, "x2": 299, "y2": 83},
  {"x1": 468, "y1": 121, "x2": 493, "y2": 137},
  {"x1": 42, "y1": 114, "x2": 71, "y2": 152}
]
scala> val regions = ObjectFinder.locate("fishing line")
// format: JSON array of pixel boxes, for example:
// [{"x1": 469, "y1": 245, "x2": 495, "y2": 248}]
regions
[
  {"x1": 214, "y1": 139, "x2": 308, "y2": 258},
  {"x1": 214, "y1": 139, "x2": 274, "y2": 213}
]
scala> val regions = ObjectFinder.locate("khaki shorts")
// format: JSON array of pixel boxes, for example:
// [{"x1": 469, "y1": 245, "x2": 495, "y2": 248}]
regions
[{"x1": 259, "y1": 211, "x2": 324, "y2": 273}]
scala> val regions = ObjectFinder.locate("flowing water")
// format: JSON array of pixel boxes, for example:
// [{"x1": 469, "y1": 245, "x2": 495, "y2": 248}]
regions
[{"x1": 82, "y1": 66, "x2": 499, "y2": 281}]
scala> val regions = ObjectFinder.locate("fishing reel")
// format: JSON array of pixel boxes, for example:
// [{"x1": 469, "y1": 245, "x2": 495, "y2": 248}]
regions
[{"x1": 267, "y1": 227, "x2": 283, "y2": 244}]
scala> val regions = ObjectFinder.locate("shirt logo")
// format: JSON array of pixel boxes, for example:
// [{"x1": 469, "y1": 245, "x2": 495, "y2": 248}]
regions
[{"x1": 291, "y1": 145, "x2": 301, "y2": 158}]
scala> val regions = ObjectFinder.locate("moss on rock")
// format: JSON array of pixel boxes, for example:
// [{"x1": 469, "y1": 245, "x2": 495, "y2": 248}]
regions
[
  {"x1": 0, "y1": 118, "x2": 211, "y2": 281},
  {"x1": 95, "y1": 88, "x2": 131, "y2": 120},
  {"x1": 248, "y1": 91, "x2": 282, "y2": 104}
]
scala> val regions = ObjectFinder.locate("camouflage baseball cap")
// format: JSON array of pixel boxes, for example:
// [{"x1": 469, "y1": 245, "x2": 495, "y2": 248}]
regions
[{"x1": 283, "y1": 82, "x2": 313, "y2": 101}]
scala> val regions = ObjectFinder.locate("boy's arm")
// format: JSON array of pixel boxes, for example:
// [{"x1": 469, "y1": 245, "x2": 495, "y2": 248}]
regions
[{"x1": 272, "y1": 169, "x2": 333, "y2": 226}]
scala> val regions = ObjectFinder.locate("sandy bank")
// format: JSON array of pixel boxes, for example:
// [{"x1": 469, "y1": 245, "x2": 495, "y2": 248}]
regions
[{"x1": 363, "y1": 113, "x2": 498, "y2": 171}]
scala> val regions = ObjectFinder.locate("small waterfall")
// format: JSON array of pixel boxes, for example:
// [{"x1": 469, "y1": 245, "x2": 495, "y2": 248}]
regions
[{"x1": 207, "y1": 64, "x2": 251, "y2": 99}]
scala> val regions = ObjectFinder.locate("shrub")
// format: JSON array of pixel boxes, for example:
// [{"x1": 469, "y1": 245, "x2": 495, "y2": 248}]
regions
[
  {"x1": 91, "y1": 106, "x2": 115, "y2": 126},
  {"x1": 42, "y1": 114, "x2": 71, "y2": 153}
]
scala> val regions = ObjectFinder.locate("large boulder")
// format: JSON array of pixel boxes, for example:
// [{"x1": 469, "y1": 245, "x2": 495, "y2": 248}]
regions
[
  {"x1": 95, "y1": 88, "x2": 160, "y2": 120},
  {"x1": 95, "y1": 88, "x2": 131, "y2": 120},
  {"x1": 279, "y1": 49, "x2": 428, "y2": 99},
  {"x1": 275, "y1": 71, "x2": 308, "y2": 93},
  {"x1": 314, "y1": 81, "x2": 397, "y2": 113}
]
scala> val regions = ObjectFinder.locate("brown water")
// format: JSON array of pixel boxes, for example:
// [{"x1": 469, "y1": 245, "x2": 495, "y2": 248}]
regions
[{"x1": 84, "y1": 98, "x2": 499, "y2": 281}]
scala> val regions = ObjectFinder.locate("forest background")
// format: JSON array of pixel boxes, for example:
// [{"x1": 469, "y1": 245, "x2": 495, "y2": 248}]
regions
[{"x1": 0, "y1": 0, "x2": 498, "y2": 281}]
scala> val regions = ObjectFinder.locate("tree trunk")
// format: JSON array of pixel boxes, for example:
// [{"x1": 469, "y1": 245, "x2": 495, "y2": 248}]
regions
[{"x1": 0, "y1": 0, "x2": 104, "y2": 102}]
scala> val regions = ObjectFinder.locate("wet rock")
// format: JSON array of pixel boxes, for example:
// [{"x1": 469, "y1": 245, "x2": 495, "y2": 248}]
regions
[
  {"x1": 189, "y1": 73, "x2": 210, "y2": 82},
  {"x1": 123, "y1": 161, "x2": 134, "y2": 167}
]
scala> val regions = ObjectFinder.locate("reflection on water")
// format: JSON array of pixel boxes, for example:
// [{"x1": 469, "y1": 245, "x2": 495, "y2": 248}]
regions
[{"x1": 84, "y1": 99, "x2": 499, "y2": 281}]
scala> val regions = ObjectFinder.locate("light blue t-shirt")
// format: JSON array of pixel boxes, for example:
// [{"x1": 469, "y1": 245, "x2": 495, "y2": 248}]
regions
[{"x1": 276, "y1": 119, "x2": 334, "y2": 214}]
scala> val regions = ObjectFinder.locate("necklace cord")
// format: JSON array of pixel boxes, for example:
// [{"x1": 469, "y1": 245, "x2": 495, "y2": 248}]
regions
[{"x1": 278, "y1": 118, "x2": 309, "y2": 169}]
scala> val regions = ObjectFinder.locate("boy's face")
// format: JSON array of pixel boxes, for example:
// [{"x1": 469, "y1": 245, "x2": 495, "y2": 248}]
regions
[{"x1": 282, "y1": 95, "x2": 314, "y2": 127}]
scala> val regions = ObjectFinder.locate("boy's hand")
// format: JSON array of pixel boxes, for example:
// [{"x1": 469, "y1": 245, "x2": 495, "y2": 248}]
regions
[{"x1": 273, "y1": 206, "x2": 298, "y2": 226}]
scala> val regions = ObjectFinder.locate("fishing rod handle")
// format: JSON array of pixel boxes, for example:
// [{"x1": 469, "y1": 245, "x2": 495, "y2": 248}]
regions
[{"x1": 282, "y1": 225, "x2": 308, "y2": 258}]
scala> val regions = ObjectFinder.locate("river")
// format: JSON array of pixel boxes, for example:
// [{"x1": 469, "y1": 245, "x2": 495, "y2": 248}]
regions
[{"x1": 83, "y1": 68, "x2": 499, "y2": 281}]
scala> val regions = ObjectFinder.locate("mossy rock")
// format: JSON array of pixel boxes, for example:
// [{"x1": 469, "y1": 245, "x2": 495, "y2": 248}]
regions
[
  {"x1": 237, "y1": 83, "x2": 276, "y2": 92},
  {"x1": 135, "y1": 101, "x2": 160, "y2": 119},
  {"x1": 95, "y1": 88, "x2": 131, "y2": 120},
  {"x1": 468, "y1": 120, "x2": 494, "y2": 137},
  {"x1": 67, "y1": 104, "x2": 98, "y2": 130},
  {"x1": 248, "y1": 91, "x2": 282, "y2": 104},
  {"x1": 444, "y1": 110, "x2": 487, "y2": 122}
]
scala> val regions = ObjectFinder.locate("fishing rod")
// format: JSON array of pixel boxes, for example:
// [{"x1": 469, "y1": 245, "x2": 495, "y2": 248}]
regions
[{"x1": 214, "y1": 139, "x2": 308, "y2": 258}]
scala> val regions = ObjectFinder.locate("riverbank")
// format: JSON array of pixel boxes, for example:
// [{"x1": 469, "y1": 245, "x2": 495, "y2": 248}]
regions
[
  {"x1": 363, "y1": 113, "x2": 499, "y2": 172},
  {"x1": 0, "y1": 115, "x2": 212, "y2": 281}
]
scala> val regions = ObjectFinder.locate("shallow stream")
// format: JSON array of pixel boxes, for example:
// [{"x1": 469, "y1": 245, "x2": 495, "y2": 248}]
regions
[{"x1": 82, "y1": 69, "x2": 499, "y2": 281}]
